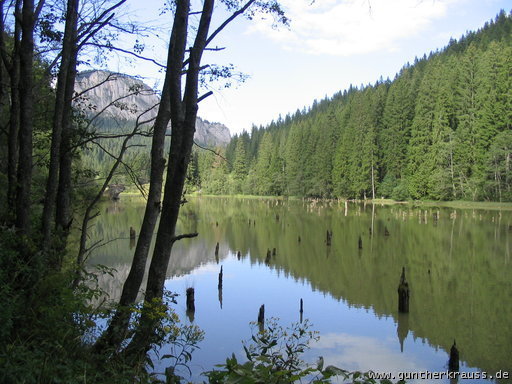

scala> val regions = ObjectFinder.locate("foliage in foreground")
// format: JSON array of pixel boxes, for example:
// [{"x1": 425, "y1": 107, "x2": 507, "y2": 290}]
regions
[
  {"x1": 205, "y1": 318, "x2": 403, "y2": 384},
  {"x1": 0, "y1": 226, "x2": 402, "y2": 384},
  {"x1": 0, "y1": 227, "x2": 196, "y2": 384}
]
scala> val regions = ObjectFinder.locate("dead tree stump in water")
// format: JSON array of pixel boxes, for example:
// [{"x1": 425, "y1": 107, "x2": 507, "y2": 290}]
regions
[
  {"x1": 298, "y1": 235, "x2": 301, "y2": 243},
  {"x1": 265, "y1": 249, "x2": 271, "y2": 264},
  {"x1": 186, "y1": 287, "x2": 195, "y2": 313},
  {"x1": 448, "y1": 340, "x2": 459, "y2": 372},
  {"x1": 258, "y1": 304, "x2": 265, "y2": 325},
  {"x1": 218, "y1": 287, "x2": 223, "y2": 309},
  {"x1": 215, "y1": 242, "x2": 220, "y2": 264},
  {"x1": 237, "y1": 251, "x2": 241, "y2": 260},
  {"x1": 358, "y1": 236, "x2": 363, "y2": 249},
  {"x1": 272, "y1": 248, "x2": 276, "y2": 257},
  {"x1": 326, "y1": 230, "x2": 332, "y2": 246},
  {"x1": 129, "y1": 227, "x2": 136, "y2": 240},
  {"x1": 218, "y1": 266, "x2": 223, "y2": 289},
  {"x1": 398, "y1": 267, "x2": 409, "y2": 313}
]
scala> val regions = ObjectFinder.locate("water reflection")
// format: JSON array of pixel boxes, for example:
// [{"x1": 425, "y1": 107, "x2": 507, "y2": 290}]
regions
[
  {"x1": 397, "y1": 313, "x2": 409, "y2": 353},
  {"x1": 311, "y1": 332, "x2": 424, "y2": 376},
  {"x1": 86, "y1": 197, "x2": 512, "y2": 382}
]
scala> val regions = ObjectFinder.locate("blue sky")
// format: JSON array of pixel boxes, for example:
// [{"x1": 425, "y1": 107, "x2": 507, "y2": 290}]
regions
[{"x1": 112, "y1": 0, "x2": 511, "y2": 135}]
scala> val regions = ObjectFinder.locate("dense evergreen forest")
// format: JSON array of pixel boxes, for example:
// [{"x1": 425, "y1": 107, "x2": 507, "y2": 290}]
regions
[{"x1": 193, "y1": 11, "x2": 512, "y2": 201}]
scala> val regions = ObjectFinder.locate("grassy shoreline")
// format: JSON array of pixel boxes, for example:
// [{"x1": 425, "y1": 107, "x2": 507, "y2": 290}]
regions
[{"x1": 117, "y1": 190, "x2": 512, "y2": 211}]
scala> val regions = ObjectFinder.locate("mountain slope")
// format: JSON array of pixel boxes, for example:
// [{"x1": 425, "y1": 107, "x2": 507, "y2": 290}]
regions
[{"x1": 75, "y1": 70, "x2": 231, "y2": 147}]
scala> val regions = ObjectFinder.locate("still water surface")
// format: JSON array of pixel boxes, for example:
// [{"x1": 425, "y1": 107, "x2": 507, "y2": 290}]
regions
[{"x1": 86, "y1": 197, "x2": 512, "y2": 383}]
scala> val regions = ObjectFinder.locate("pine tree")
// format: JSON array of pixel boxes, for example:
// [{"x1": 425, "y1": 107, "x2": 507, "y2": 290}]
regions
[{"x1": 254, "y1": 131, "x2": 273, "y2": 195}]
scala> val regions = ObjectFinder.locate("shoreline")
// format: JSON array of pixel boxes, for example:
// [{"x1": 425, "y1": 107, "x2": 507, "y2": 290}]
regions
[{"x1": 116, "y1": 190, "x2": 512, "y2": 211}]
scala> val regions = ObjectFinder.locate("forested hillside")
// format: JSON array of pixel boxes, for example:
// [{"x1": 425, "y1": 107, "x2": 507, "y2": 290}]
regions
[{"x1": 194, "y1": 11, "x2": 512, "y2": 201}]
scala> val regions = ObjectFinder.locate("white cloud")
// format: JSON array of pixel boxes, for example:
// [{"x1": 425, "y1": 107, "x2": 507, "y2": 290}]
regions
[
  {"x1": 310, "y1": 332, "x2": 425, "y2": 375},
  {"x1": 248, "y1": 0, "x2": 465, "y2": 56}
]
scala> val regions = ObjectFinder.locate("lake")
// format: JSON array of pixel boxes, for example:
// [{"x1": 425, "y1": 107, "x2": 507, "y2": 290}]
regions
[{"x1": 86, "y1": 196, "x2": 512, "y2": 383}]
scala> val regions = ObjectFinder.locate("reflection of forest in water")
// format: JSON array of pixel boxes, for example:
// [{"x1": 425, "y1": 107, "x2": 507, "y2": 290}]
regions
[{"x1": 87, "y1": 196, "x2": 512, "y2": 378}]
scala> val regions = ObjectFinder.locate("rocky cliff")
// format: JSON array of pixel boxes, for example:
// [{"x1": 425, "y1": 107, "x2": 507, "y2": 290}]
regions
[{"x1": 74, "y1": 70, "x2": 230, "y2": 147}]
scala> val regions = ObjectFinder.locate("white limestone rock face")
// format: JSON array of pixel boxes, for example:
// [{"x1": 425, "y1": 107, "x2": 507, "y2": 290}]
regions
[{"x1": 75, "y1": 70, "x2": 231, "y2": 147}]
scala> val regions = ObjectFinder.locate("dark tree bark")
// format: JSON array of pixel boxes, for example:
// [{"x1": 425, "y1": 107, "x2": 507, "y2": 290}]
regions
[
  {"x1": 15, "y1": 0, "x2": 44, "y2": 233},
  {"x1": 42, "y1": 0, "x2": 79, "y2": 251},
  {"x1": 123, "y1": 0, "x2": 215, "y2": 358},
  {"x1": 55, "y1": 118, "x2": 72, "y2": 233},
  {"x1": 95, "y1": 35, "x2": 174, "y2": 353},
  {"x1": 0, "y1": 1, "x2": 6, "y2": 113},
  {"x1": 97, "y1": 0, "x2": 286, "y2": 359},
  {"x1": 55, "y1": 0, "x2": 127, "y2": 244},
  {"x1": 3, "y1": 0, "x2": 22, "y2": 222}
]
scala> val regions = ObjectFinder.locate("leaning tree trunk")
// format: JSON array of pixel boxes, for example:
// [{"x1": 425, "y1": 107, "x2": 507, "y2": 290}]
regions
[
  {"x1": 95, "y1": 63, "x2": 172, "y2": 352},
  {"x1": 123, "y1": 0, "x2": 214, "y2": 358}
]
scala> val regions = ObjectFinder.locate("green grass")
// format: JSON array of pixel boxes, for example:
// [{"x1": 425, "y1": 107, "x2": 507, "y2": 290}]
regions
[
  {"x1": 403, "y1": 199, "x2": 512, "y2": 211},
  {"x1": 117, "y1": 189, "x2": 512, "y2": 211}
]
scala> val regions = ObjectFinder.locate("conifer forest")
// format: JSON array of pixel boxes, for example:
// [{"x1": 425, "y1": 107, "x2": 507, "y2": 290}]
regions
[{"x1": 193, "y1": 12, "x2": 512, "y2": 202}]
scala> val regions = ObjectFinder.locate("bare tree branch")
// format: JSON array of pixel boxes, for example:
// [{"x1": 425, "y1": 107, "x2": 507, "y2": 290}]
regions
[
  {"x1": 193, "y1": 140, "x2": 230, "y2": 165},
  {"x1": 84, "y1": 88, "x2": 158, "y2": 131},
  {"x1": 171, "y1": 232, "x2": 198, "y2": 243},
  {"x1": 75, "y1": 111, "x2": 142, "y2": 285},
  {"x1": 73, "y1": 71, "x2": 123, "y2": 100},
  {"x1": 84, "y1": 42, "x2": 166, "y2": 68},
  {"x1": 206, "y1": 0, "x2": 255, "y2": 48},
  {"x1": 197, "y1": 90, "x2": 213, "y2": 103},
  {"x1": 76, "y1": 0, "x2": 127, "y2": 43}
]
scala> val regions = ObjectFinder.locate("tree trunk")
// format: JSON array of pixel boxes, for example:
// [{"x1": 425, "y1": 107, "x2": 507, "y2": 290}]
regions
[
  {"x1": 0, "y1": 1, "x2": 6, "y2": 118},
  {"x1": 5, "y1": 0, "x2": 21, "y2": 222},
  {"x1": 95, "y1": 54, "x2": 172, "y2": 353},
  {"x1": 55, "y1": 113, "x2": 73, "y2": 233},
  {"x1": 124, "y1": 0, "x2": 214, "y2": 358},
  {"x1": 55, "y1": 0, "x2": 127, "y2": 246},
  {"x1": 371, "y1": 157, "x2": 375, "y2": 200},
  {"x1": 42, "y1": 0, "x2": 79, "y2": 251},
  {"x1": 55, "y1": 49, "x2": 78, "y2": 241},
  {"x1": 15, "y1": 0, "x2": 38, "y2": 233}
]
